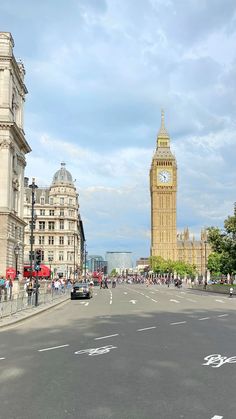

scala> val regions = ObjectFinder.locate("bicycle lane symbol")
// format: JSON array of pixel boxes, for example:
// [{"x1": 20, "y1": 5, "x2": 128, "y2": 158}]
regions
[{"x1": 74, "y1": 345, "x2": 117, "y2": 356}]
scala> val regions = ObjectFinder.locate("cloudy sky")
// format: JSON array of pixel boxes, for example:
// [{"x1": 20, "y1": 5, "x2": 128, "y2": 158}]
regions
[{"x1": 1, "y1": 0, "x2": 236, "y2": 260}]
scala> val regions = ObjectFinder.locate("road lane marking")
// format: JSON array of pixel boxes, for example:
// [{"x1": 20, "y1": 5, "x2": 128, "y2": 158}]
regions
[
  {"x1": 84, "y1": 302, "x2": 89, "y2": 306},
  {"x1": 187, "y1": 298, "x2": 197, "y2": 303},
  {"x1": 0, "y1": 357, "x2": 5, "y2": 360},
  {"x1": 198, "y1": 317, "x2": 211, "y2": 321},
  {"x1": 38, "y1": 344, "x2": 70, "y2": 352},
  {"x1": 170, "y1": 299, "x2": 180, "y2": 303},
  {"x1": 180, "y1": 291, "x2": 186, "y2": 294},
  {"x1": 124, "y1": 292, "x2": 128, "y2": 295},
  {"x1": 137, "y1": 326, "x2": 156, "y2": 332},
  {"x1": 75, "y1": 345, "x2": 117, "y2": 356},
  {"x1": 215, "y1": 300, "x2": 224, "y2": 303},
  {"x1": 151, "y1": 299, "x2": 158, "y2": 302},
  {"x1": 129, "y1": 300, "x2": 137, "y2": 304},
  {"x1": 217, "y1": 314, "x2": 228, "y2": 318},
  {"x1": 170, "y1": 321, "x2": 186, "y2": 325},
  {"x1": 95, "y1": 334, "x2": 119, "y2": 340},
  {"x1": 211, "y1": 415, "x2": 223, "y2": 418}
]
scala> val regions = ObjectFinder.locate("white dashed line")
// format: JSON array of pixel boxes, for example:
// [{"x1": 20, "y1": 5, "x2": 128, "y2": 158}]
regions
[
  {"x1": 211, "y1": 415, "x2": 223, "y2": 418},
  {"x1": 137, "y1": 326, "x2": 156, "y2": 332},
  {"x1": 95, "y1": 334, "x2": 119, "y2": 340},
  {"x1": 38, "y1": 344, "x2": 70, "y2": 352},
  {"x1": 198, "y1": 317, "x2": 210, "y2": 321},
  {"x1": 170, "y1": 321, "x2": 186, "y2": 326},
  {"x1": 215, "y1": 300, "x2": 224, "y2": 303},
  {"x1": 151, "y1": 299, "x2": 158, "y2": 302},
  {"x1": 124, "y1": 292, "x2": 128, "y2": 295},
  {"x1": 0, "y1": 357, "x2": 5, "y2": 360},
  {"x1": 217, "y1": 314, "x2": 228, "y2": 318},
  {"x1": 170, "y1": 299, "x2": 180, "y2": 303},
  {"x1": 84, "y1": 302, "x2": 89, "y2": 306}
]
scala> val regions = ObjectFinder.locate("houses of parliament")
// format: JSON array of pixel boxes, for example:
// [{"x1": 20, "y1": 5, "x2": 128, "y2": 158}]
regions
[{"x1": 150, "y1": 111, "x2": 210, "y2": 275}]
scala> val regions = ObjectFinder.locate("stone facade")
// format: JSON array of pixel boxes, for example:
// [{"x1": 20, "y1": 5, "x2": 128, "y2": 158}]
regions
[
  {"x1": 0, "y1": 32, "x2": 31, "y2": 277},
  {"x1": 23, "y1": 163, "x2": 85, "y2": 279},
  {"x1": 150, "y1": 112, "x2": 210, "y2": 274}
]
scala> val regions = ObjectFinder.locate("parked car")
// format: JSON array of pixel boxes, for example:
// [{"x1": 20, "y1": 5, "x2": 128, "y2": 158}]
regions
[{"x1": 71, "y1": 282, "x2": 93, "y2": 300}]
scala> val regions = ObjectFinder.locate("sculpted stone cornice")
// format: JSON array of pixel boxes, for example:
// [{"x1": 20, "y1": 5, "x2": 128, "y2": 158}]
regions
[
  {"x1": 0, "y1": 138, "x2": 14, "y2": 150},
  {"x1": 17, "y1": 153, "x2": 26, "y2": 167},
  {"x1": 0, "y1": 122, "x2": 31, "y2": 153}
]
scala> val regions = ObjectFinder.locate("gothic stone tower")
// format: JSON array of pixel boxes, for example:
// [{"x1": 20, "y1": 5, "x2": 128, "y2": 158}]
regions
[
  {"x1": 0, "y1": 32, "x2": 31, "y2": 276},
  {"x1": 150, "y1": 111, "x2": 177, "y2": 260}
]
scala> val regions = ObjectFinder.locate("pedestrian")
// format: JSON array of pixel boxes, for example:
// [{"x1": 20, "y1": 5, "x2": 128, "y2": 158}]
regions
[
  {"x1": 229, "y1": 287, "x2": 233, "y2": 298},
  {"x1": 26, "y1": 280, "x2": 33, "y2": 305},
  {"x1": 0, "y1": 276, "x2": 5, "y2": 302}
]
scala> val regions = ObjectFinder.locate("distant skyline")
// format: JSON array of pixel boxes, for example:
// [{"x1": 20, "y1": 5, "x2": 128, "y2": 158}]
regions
[{"x1": 1, "y1": 0, "x2": 236, "y2": 260}]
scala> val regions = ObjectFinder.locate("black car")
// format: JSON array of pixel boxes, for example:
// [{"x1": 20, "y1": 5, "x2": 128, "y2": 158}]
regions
[{"x1": 71, "y1": 282, "x2": 93, "y2": 300}]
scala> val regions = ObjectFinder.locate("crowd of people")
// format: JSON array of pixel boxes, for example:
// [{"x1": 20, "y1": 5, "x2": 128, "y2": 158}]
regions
[{"x1": 0, "y1": 276, "x2": 13, "y2": 301}]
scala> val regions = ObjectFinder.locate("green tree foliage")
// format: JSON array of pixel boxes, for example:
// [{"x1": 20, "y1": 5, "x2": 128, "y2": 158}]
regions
[
  {"x1": 207, "y1": 210, "x2": 236, "y2": 276},
  {"x1": 207, "y1": 252, "x2": 222, "y2": 276},
  {"x1": 149, "y1": 256, "x2": 196, "y2": 278}
]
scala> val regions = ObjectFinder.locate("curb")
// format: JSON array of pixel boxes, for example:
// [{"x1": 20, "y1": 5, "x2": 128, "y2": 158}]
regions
[{"x1": 0, "y1": 296, "x2": 70, "y2": 329}]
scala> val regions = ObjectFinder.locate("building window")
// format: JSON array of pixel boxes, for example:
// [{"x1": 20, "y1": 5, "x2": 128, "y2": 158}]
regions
[
  {"x1": 69, "y1": 198, "x2": 73, "y2": 205},
  {"x1": 69, "y1": 210, "x2": 74, "y2": 217},
  {"x1": 67, "y1": 252, "x2": 73, "y2": 262},
  {"x1": 40, "y1": 197, "x2": 45, "y2": 205},
  {"x1": 60, "y1": 197, "x2": 64, "y2": 205},
  {"x1": 59, "y1": 251, "x2": 64, "y2": 261},
  {"x1": 39, "y1": 236, "x2": 45, "y2": 245},
  {"x1": 48, "y1": 251, "x2": 54, "y2": 261},
  {"x1": 49, "y1": 197, "x2": 54, "y2": 205},
  {"x1": 60, "y1": 220, "x2": 64, "y2": 230},
  {"x1": 40, "y1": 209, "x2": 45, "y2": 216},
  {"x1": 48, "y1": 221, "x2": 55, "y2": 230},
  {"x1": 68, "y1": 236, "x2": 72, "y2": 245},
  {"x1": 40, "y1": 250, "x2": 45, "y2": 262},
  {"x1": 49, "y1": 210, "x2": 54, "y2": 216},
  {"x1": 59, "y1": 236, "x2": 64, "y2": 245},
  {"x1": 69, "y1": 221, "x2": 74, "y2": 230},
  {"x1": 39, "y1": 221, "x2": 45, "y2": 230},
  {"x1": 48, "y1": 236, "x2": 54, "y2": 245},
  {"x1": 60, "y1": 209, "x2": 64, "y2": 216}
]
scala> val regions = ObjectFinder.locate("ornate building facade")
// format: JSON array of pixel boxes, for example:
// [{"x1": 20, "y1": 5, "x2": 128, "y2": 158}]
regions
[
  {"x1": 0, "y1": 32, "x2": 31, "y2": 277},
  {"x1": 150, "y1": 112, "x2": 210, "y2": 274},
  {"x1": 23, "y1": 163, "x2": 85, "y2": 279}
]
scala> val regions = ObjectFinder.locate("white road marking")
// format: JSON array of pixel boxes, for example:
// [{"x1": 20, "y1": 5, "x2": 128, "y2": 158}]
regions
[
  {"x1": 170, "y1": 299, "x2": 180, "y2": 303},
  {"x1": 187, "y1": 298, "x2": 197, "y2": 303},
  {"x1": 211, "y1": 415, "x2": 223, "y2": 419},
  {"x1": 198, "y1": 317, "x2": 211, "y2": 321},
  {"x1": 151, "y1": 298, "x2": 158, "y2": 302},
  {"x1": 84, "y1": 302, "x2": 89, "y2": 306},
  {"x1": 80, "y1": 301, "x2": 86, "y2": 304},
  {"x1": 170, "y1": 321, "x2": 186, "y2": 326},
  {"x1": 0, "y1": 357, "x2": 5, "y2": 360},
  {"x1": 215, "y1": 300, "x2": 224, "y2": 303},
  {"x1": 75, "y1": 345, "x2": 117, "y2": 356},
  {"x1": 38, "y1": 344, "x2": 69, "y2": 352},
  {"x1": 124, "y1": 292, "x2": 128, "y2": 295},
  {"x1": 180, "y1": 291, "x2": 186, "y2": 294},
  {"x1": 129, "y1": 300, "x2": 137, "y2": 304},
  {"x1": 110, "y1": 300, "x2": 112, "y2": 304},
  {"x1": 137, "y1": 326, "x2": 156, "y2": 332},
  {"x1": 95, "y1": 334, "x2": 119, "y2": 340},
  {"x1": 217, "y1": 314, "x2": 228, "y2": 318}
]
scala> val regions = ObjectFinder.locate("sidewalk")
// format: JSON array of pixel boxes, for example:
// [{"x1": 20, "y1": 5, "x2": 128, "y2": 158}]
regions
[{"x1": 0, "y1": 292, "x2": 70, "y2": 329}]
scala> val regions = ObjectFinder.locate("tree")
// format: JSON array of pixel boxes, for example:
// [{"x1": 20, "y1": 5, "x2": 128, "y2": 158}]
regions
[
  {"x1": 207, "y1": 252, "x2": 222, "y2": 276},
  {"x1": 207, "y1": 208, "x2": 236, "y2": 280}
]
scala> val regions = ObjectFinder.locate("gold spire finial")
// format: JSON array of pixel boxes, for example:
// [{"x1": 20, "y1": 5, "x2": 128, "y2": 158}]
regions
[{"x1": 157, "y1": 109, "x2": 169, "y2": 139}]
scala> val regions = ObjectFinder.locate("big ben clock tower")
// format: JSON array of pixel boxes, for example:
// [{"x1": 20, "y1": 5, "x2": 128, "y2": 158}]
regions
[{"x1": 150, "y1": 111, "x2": 177, "y2": 260}]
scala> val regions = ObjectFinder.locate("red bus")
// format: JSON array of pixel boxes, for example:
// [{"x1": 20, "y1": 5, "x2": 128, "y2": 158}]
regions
[{"x1": 23, "y1": 265, "x2": 51, "y2": 279}]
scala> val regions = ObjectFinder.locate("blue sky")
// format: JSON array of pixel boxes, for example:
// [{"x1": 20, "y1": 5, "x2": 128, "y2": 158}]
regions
[{"x1": 1, "y1": 0, "x2": 236, "y2": 260}]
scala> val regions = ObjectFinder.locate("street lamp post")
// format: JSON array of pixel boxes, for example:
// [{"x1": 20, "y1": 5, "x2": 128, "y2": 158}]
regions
[
  {"x1": 204, "y1": 240, "x2": 208, "y2": 289},
  {"x1": 29, "y1": 178, "x2": 38, "y2": 282},
  {"x1": 14, "y1": 243, "x2": 20, "y2": 280}
]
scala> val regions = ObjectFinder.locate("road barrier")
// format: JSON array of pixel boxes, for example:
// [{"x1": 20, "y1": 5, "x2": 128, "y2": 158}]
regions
[{"x1": 0, "y1": 287, "x2": 70, "y2": 319}]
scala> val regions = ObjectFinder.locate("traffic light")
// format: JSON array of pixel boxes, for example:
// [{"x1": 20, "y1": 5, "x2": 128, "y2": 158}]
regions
[{"x1": 34, "y1": 249, "x2": 42, "y2": 271}]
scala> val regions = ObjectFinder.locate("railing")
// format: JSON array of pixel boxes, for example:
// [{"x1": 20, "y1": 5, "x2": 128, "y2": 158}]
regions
[{"x1": 0, "y1": 286, "x2": 71, "y2": 320}]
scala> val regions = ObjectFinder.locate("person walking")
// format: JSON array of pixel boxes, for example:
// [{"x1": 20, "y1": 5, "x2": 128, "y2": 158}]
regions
[
  {"x1": 26, "y1": 280, "x2": 33, "y2": 305},
  {"x1": 229, "y1": 287, "x2": 233, "y2": 298}
]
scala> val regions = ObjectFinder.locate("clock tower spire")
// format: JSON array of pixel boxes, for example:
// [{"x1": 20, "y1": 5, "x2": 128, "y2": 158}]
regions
[{"x1": 150, "y1": 111, "x2": 177, "y2": 260}]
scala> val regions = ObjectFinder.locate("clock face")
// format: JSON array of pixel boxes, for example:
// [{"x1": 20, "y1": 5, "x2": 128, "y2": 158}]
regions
[{"x1": 158, "y1": 170, "x2": 171, "y2": 183}]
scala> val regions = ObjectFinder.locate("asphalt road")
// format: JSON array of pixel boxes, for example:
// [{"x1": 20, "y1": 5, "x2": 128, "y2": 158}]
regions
[{"x1": 0, "y1": 284, "x2": 236, "y2": 419}]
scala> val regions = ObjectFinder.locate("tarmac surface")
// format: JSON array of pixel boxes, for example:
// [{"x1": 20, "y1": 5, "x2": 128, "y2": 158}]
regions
[{"x1": 0, "y1": 284, "x2": 235, "y2": 419}]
